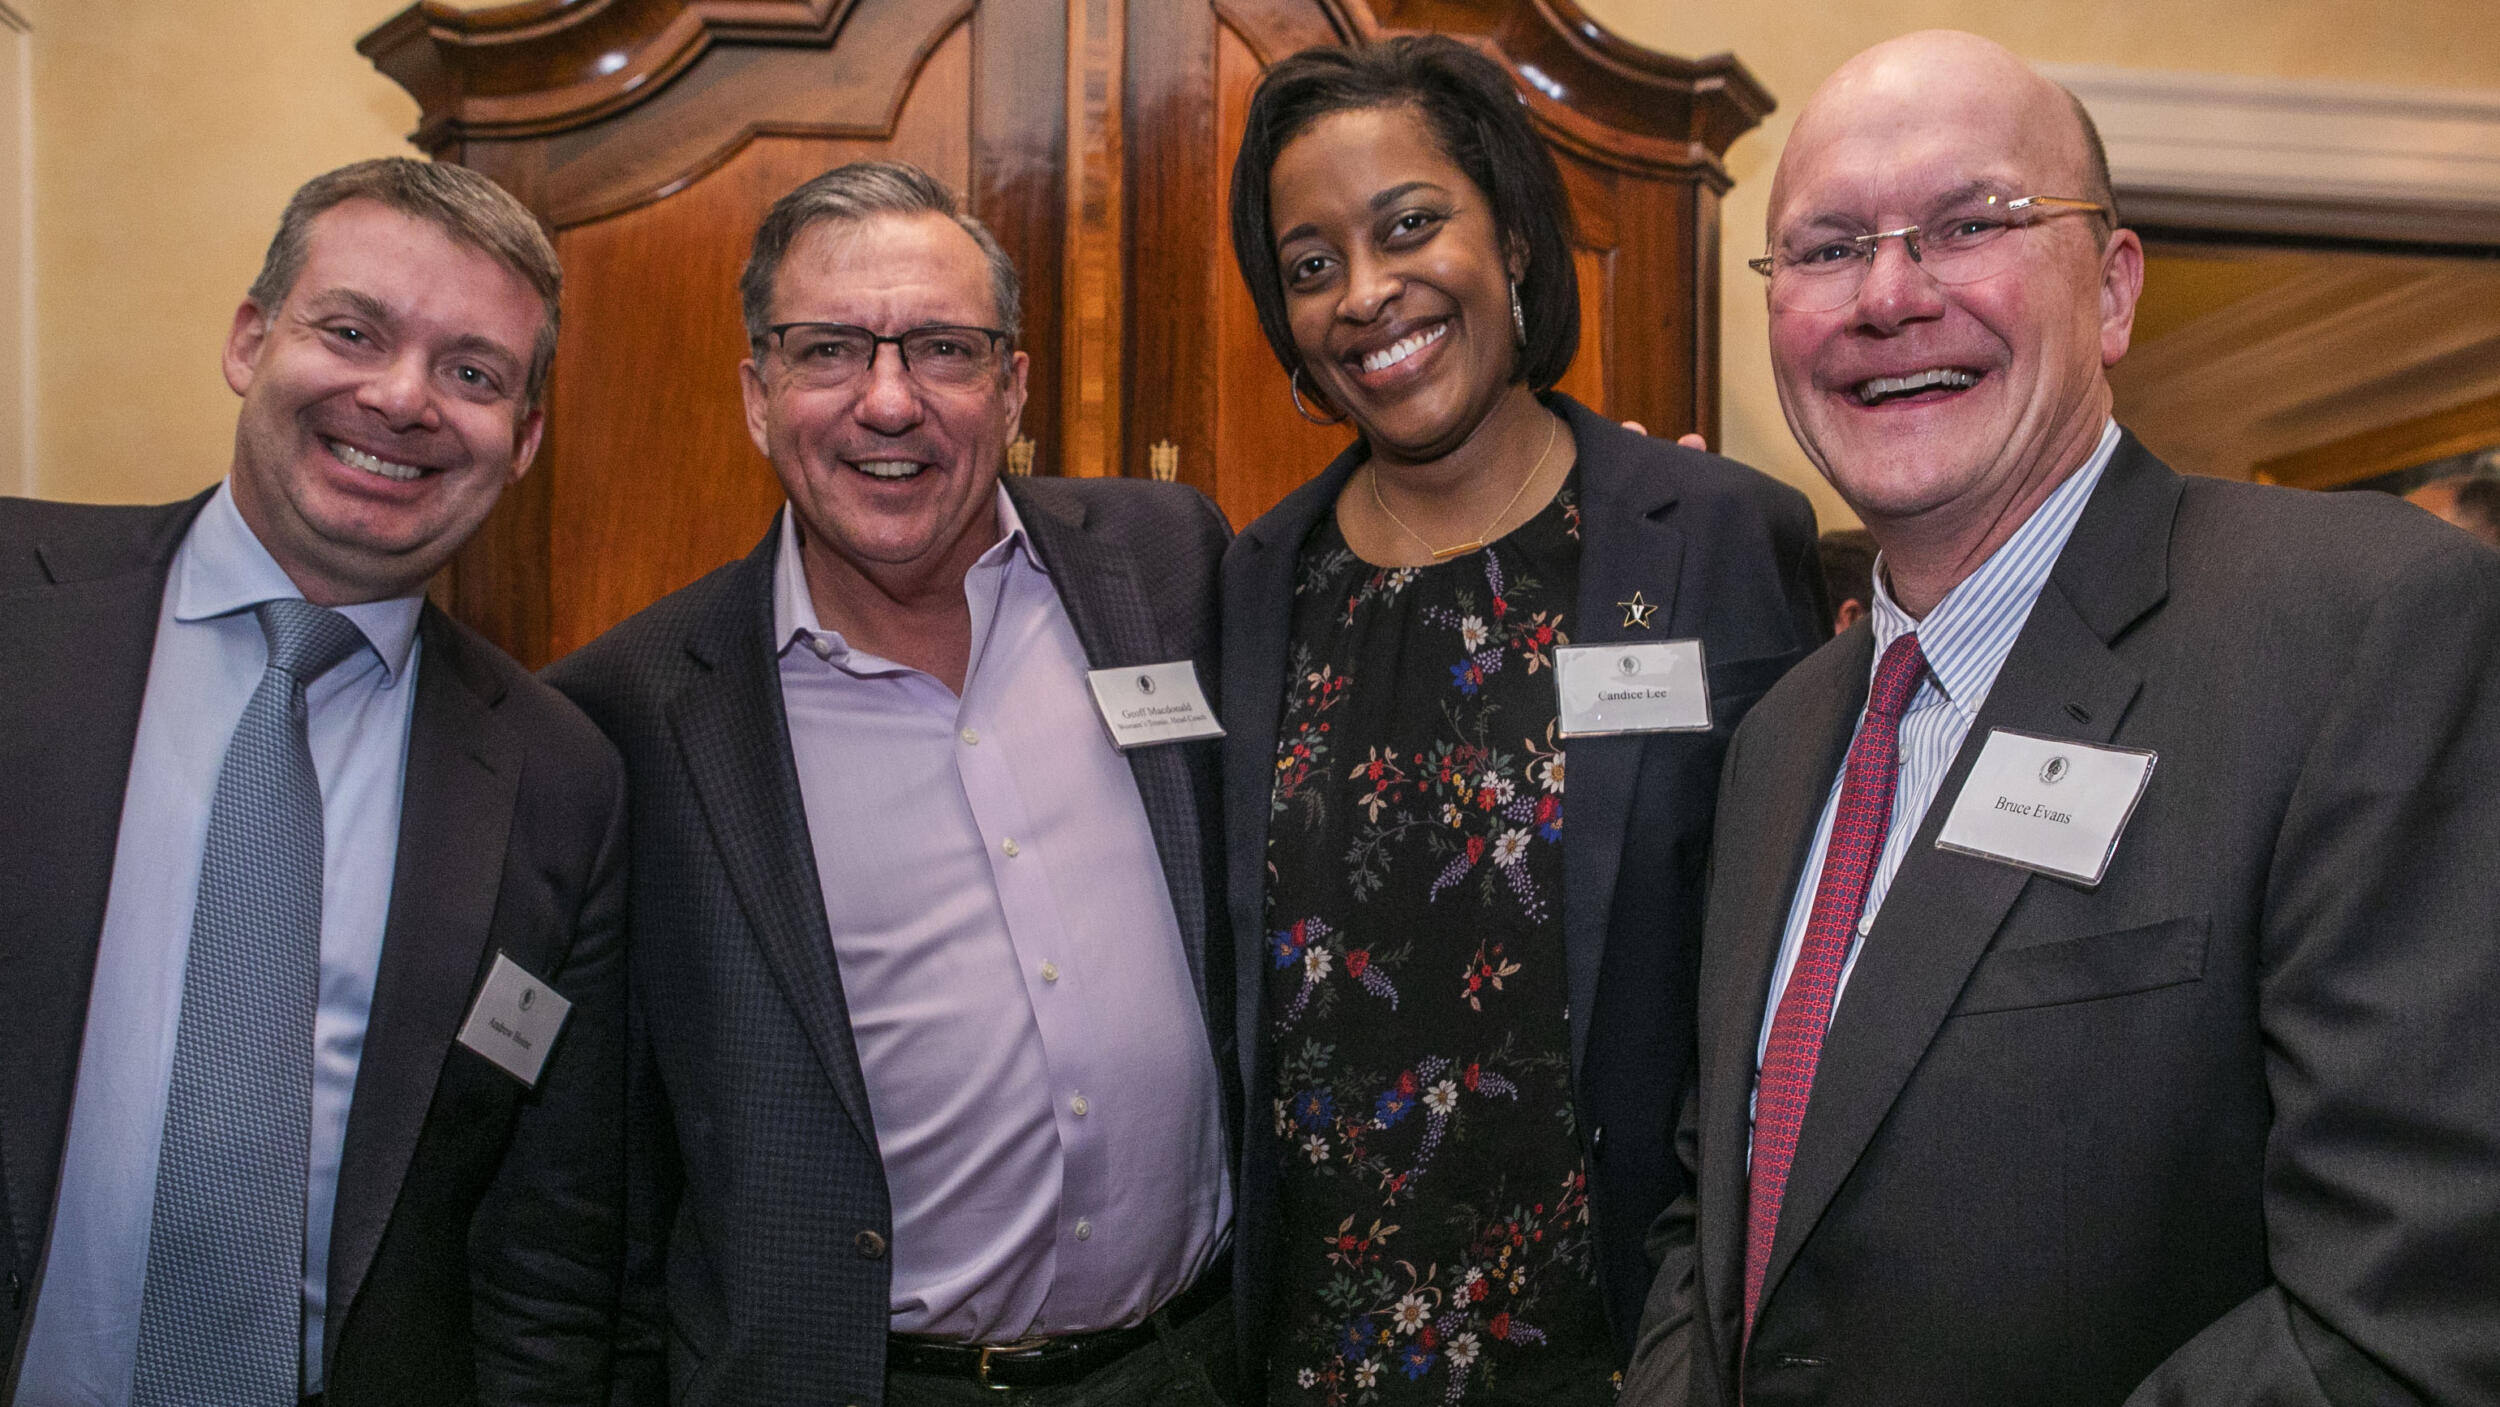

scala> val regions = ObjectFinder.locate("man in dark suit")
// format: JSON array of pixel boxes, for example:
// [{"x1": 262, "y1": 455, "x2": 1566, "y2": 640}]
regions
[
  {"x1": 1632, "y1": 30, "x2": 2500, "y2": 1407},
  {"x1": 2, "y1": 159, "x2": 624, "y2": 1405},
  {"x1": 546, "y1": 162, "x2": 1235, "y2": 1406}
]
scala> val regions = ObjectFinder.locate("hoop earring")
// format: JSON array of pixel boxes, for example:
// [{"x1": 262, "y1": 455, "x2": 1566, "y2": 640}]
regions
[
  {"x1": 1290, "y1": 367, "x2": 1349, "y2": 426},
  {"x1": 1510, "y1": 281, "x2": 1528, "y2": 347}
]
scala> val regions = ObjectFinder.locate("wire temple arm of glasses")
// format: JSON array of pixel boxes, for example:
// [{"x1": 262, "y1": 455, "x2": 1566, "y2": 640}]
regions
[{"x1": 1745, "y1": 195, "x2": 2108, "y2": 277}]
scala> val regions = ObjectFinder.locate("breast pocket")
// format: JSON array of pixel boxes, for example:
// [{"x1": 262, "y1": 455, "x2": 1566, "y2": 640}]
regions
[{"x1": 1951, "y1": 914, "x2": 2210, "y2": 1016}]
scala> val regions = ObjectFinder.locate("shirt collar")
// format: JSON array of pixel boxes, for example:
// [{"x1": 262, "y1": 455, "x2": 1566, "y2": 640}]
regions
[
  {"x1": 1868, "y1": 417, "x2": 2120, "y2": 715},
  {"x1": 171, "y1": 480, "x2": 423, "y2": 683},
  {"x1": 772, "y1": 483, "x2": 1037, "y2": 662}
]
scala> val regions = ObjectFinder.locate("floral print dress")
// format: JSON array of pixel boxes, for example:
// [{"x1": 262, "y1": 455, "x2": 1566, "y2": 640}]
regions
[{"x1": 1262, "y1": 475, "x2": 1615, "y2": 1406}]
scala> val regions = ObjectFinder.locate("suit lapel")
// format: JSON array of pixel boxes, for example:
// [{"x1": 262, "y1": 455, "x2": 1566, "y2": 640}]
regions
[
  {"x1": 1221, "y1": 452, "x2": 1357, "y2": 1098},
  {"x1": 328, "y1": 609, "x2": 520, "y2": 1338},
  {"x1": 669, "y1": 529, "x2": 880, "y2": 1145},
  {"x1": 0, "y1": 499, "x2": 197, "y2": 1286},
  {"x1": 1755, "y1": 438, "x2": 2177, "y2": 1315},
  {"x1": 1560, "y1": 396, "x2": 1685, "y2": 1078},
  {"x1": 1694, "y1": 631, "x2": 1870, "y2": 1354},
  {"x1": 1009, "y1": 480, "x2": 1215, "y2": 1002}
]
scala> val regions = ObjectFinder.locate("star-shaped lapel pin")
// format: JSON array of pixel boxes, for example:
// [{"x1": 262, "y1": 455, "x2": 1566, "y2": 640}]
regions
[{"x1": 1617, "y1": 591, "x2": 1657, "y2": 630}]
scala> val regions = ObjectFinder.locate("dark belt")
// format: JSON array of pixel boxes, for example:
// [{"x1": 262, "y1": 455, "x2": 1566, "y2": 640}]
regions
[{"x1": 886, "y1": 1251, "x2": 1230, "y2": 1391}]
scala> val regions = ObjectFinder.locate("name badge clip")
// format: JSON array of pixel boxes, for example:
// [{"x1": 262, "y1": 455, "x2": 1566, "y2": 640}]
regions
[
  {"x1": 455, "y1": 952, "x2": 574, "y2": 1088},
  {"x1": 1086, "y1": 660, "x2": 1225, "y2": 749},
  {"x1": 1934, "y1": 727, "x2": 2158, "y2": 888},
  {"x1": 1554, "y1": 639, "x2": 1712, "y2": 738}
]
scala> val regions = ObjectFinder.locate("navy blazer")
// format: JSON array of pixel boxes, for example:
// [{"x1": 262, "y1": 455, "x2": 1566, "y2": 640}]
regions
[{"x1": 1218, "y1": 393, "x2": 1826, "y2": 1374}]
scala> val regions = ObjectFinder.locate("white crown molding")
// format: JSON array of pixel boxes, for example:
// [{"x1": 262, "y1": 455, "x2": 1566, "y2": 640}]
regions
[{"x1": 2041, "y1": 64, "x2": 2500, "y2": 246}]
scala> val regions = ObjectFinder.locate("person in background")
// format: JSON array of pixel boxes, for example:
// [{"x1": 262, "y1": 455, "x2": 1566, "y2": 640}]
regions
[
  {"x1": 1815, "y1": 528, "x2": 1877, "y2": 635},
  {"x1": 1632, "y1": 31, "x2": 2500, "y2": 1405},
  {"x1": 2, "y1": 157, "x2": 624, "y2": 1406},
  {"x1": 2404, "y1": 466, "x2": 2500, "y2": 548},
  {"x1": 1218, "y1": 36, "x2": 1824, "y2": 1405},
  {"x1": 546, "y1": 161, "x2": 1236, "y2": 1406}
]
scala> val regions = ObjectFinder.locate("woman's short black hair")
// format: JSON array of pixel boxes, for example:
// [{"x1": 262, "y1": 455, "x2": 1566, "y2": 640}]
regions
[{"x1": 1228, "y1": 36, "x2": 1582, "y2": 395}]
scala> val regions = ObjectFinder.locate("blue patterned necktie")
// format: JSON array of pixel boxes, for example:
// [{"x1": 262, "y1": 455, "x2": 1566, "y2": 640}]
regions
[{"x1": 132, "y1": 598, "x2": 366, "y2": 1406}]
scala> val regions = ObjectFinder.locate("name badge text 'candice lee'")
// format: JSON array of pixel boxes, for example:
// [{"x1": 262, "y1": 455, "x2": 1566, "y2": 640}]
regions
[{"x1": 1554, "y1": 640, "x2": 1712, "y2": 738}]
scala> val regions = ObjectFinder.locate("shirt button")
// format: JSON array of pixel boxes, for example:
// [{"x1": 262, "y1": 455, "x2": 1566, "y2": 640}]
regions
[
  {"x1": 1002, "y1": 838, "x2": 1021, "y2": 858},
  {"x1": 854, "y1": 1229, "x2": 887, "y2": 1260},
  {"x1": 1074, "y1": 1219, "x2": 1092, "y2": 1241},
  {"x1": 1071, "y1": 1094, "x2": 1090, "y2": 1117},
  {"x1": 961, "y1": 728, "x2": 979, "y2": 746},
  {"x1": 1040, "y1": 961, "x2": 1060, "y2": 983}
]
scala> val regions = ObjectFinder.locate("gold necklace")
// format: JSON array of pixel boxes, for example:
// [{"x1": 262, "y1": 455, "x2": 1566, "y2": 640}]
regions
[{"x1": 1369, "y1": 414, "x2": 1561, "y2": 562}]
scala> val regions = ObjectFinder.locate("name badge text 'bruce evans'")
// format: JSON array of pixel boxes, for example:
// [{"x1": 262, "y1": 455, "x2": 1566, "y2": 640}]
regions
[{"x1": 1935, "y1": 727, "x2": 2157, "y2": 887}]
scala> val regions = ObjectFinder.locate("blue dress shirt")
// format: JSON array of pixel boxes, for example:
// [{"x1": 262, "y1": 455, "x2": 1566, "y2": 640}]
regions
[{"x1": 17, "y1": 483, "x2": 423, "y2": 1404}]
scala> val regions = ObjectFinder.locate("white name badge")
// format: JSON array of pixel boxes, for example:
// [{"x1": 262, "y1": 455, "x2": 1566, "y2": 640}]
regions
[
  {"x1": 1086, "y1": 660, "x2": 1226, "y2": 749},
  {"x1": 455, "y1": 952, "x2": 574, "y2": 1089},
  {"x1": 1554, "y1": 640, "x2": 1712, "y2": 738},
  {"x1": 1934, "y1": 728, "x2": 2157, "y2": 887}
]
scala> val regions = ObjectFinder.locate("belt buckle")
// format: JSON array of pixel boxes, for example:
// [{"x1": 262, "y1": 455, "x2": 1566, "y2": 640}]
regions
[{"x1": 976, "y1": 1336, "x2": 1052, "y2": 1393}]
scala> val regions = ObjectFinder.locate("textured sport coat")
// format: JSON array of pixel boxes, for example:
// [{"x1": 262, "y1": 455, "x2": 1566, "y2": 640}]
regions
[
  {"x1": 545, "y1": 474, "x2": 1233, "y2": 1406},
  {"x1": 1218, "y1": 393, "x2": 1828, "y2": 1377},
  {"x1": 0, "y1": 491, "x2": 629, "y2": 1405},
  {"x1": 1634, "y1": 431, "x2": 2500, "y2": 1406}
]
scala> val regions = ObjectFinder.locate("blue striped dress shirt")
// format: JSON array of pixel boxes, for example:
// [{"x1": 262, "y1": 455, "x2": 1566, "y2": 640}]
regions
[{"x1": 1754, "y1": 420, "x2": 2120, "y2": 1085}]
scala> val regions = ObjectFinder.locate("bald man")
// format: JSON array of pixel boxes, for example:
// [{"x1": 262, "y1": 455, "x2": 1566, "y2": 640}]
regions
[{"x1": 1629, "y1": 31, "x2": 2500, "y2": 1407}]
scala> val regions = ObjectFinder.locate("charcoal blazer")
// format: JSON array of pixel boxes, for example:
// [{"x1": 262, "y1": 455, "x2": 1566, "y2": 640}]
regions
[
  {"x1": 0, "y1": 492, "x2": 630, "y2": 1405},
  {"x1": 1218, "y1": 393, "x2": 1828, "y2": 1375},
  {"x1": 1636, "y1": 432, "x2": 2500, "y2": 1406},
  {"x1": 543, "y1": 475, "x2": 1233, "y2": 1407}
]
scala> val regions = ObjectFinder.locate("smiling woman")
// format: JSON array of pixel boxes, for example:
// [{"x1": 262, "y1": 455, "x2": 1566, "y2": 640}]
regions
[{"x1": 1216, "y1": 35, "x2": 1830, "y2": 1407}]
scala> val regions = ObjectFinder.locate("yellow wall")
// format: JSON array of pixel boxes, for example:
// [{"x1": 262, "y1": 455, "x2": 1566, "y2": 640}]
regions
[
  {"x1": 12, "y1": 0, "x2": 2499, "y2": 516},
  {"x1": 19, "y1": 0, "x2": 416, "y2": 504},
  {"x1": 1579, "y1": 0, "x2": 2500, "y2": 529}
]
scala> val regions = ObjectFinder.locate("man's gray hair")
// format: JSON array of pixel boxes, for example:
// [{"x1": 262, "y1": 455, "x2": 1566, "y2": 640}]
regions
[
  {"x1": 250, "y1": 157, "x2": 562, "y2": 412},
  {"x1": 739, "y1": 161, "x2": 1023, "y2": 347}
]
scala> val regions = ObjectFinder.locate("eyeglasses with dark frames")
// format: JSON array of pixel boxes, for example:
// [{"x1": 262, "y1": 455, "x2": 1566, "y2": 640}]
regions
[{"x1": 760, "y1": 322, "x2": 1013, "y2": 390}]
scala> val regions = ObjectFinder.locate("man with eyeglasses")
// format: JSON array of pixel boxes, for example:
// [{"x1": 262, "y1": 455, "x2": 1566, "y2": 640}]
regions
[
  {"x1": 545, "y1": 162, "x2": 1236, "y2": 1405},
  {"x1": 1628, "y1": 30, "x2": 2500, "y2": 1407}
]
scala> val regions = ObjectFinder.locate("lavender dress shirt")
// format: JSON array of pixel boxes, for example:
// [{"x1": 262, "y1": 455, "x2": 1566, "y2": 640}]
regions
[{"x1": 771, "y1": 491, "x2": 1230, "y2": 1341}]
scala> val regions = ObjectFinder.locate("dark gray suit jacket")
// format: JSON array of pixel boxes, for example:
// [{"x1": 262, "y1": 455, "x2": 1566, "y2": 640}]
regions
[
  {"x1": 0, "y1": 492, "x2": 630, "y2": 1405},
  {"x1": 1636, "y1": 432, "x2": 2500, "y2": 1406},
  {"x1": 544, "y1": 475, "x2": 1233, "y2": 1406},
  {"x1": 1220, "y1": 394, "x2": 1828, "y2": 1377}
]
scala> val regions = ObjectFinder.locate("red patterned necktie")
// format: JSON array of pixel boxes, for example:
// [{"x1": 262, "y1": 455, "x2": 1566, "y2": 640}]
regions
[{"x1": 1743, "y1": 631, "x2": 1928, "y2": 1336}]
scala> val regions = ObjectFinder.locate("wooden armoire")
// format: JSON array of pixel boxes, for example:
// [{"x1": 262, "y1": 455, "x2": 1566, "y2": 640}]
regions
[{"x1": 360, "y1": 0, "x2": 1772, "y2": 666}]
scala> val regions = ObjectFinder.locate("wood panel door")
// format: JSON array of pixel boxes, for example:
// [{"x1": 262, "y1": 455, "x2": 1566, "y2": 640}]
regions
[{"x1": 362, "y1": 0, "x2": 1769, "y2": 665}]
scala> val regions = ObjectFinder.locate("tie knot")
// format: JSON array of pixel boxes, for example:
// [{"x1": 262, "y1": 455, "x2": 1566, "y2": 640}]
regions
[
  {"x1": 1866, "y1": 632, "x2": 1927, "y2": 721},
  {"x1": 254, "y1": 598, "x2": 366, "y2": 684}
]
